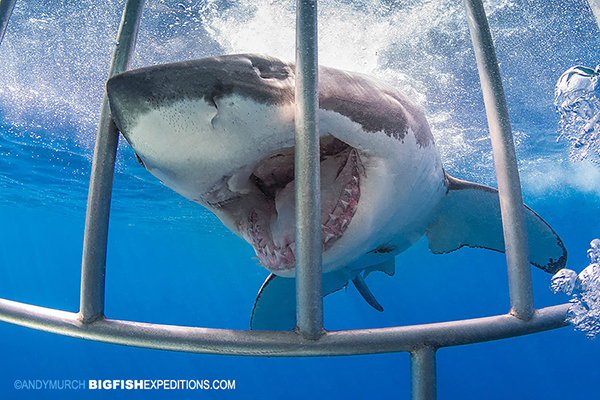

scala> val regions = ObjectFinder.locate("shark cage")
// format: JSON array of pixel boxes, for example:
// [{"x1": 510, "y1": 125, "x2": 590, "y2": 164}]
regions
[{"x1": 0, "y1": 0, "x2": 593, "y2": 398}]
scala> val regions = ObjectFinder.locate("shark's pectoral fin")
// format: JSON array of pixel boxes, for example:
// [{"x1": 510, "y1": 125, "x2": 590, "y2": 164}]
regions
[
  {"x1": 251, "y1": 269, "x2": 354, "y2": 331},
  {"x1": 426, "y1": 174, "x2": 567, "y2": 273}
]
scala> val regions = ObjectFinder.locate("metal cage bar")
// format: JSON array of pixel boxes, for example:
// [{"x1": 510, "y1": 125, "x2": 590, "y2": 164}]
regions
[
  {"x1": 79, "y1": 0, "x2": 146, "y2": 323},
  {"x1": 0, "y1": 298, "x2": 569, "y2": 356},
  {"x1": 294, "y1": 0, "x2": 324, "y2": 340},
  {"x1": 411, "y1": 347, "x2": 437, "y2": 400},
  {"x1": 465, "y1": 0, "x2": 534, "y2": 321},
  {"x1": 0, "y1": 0, "x2": 16, "y2": 46},
  {"x1": 589, "y1": 0, "x2": 600, "y2": 26}
]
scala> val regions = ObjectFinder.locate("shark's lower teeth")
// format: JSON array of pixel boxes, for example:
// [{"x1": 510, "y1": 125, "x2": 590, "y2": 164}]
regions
[
  {"x1": 255, "y1": 242, "x2": 295, "y2": 271},
  {"x1": 249, "y1": 148, "x2": 362, "y2": 272}
]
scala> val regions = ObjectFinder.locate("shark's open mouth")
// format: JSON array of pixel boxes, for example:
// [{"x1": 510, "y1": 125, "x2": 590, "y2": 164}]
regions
[{"x1": 238, "y1": 135, "x2": 364, "y2": 273}]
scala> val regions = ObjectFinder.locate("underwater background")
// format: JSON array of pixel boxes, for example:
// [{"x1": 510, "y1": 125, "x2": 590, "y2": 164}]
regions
[{"x1": 0, "y1": 0, "x2": 599, "y2": 398}]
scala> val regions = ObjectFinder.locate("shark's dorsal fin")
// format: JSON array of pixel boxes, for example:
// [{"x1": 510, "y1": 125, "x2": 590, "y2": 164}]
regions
[{"x1": 426, "y1": 174, "x2": 567, "y2": 273}]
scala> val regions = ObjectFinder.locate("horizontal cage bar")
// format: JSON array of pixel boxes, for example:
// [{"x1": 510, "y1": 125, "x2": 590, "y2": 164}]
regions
[{"x1": 0, "y1": 298, "x2": 569, "y2": 357}]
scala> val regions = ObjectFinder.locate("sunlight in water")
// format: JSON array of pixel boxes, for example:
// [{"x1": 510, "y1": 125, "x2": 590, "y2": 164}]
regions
[{"x1": 551, "y1": 238, "x2": 600, "y2": 338}]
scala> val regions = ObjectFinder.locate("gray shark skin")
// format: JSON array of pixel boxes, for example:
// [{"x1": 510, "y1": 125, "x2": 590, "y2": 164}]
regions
[{"x1": 106, "y1": 54, "x2": 566, "y2": 330}]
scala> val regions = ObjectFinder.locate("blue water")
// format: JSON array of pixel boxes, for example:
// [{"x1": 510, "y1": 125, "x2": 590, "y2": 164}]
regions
[{"x1": 1, "y1": 0, "x2": 600, "y2": 398}]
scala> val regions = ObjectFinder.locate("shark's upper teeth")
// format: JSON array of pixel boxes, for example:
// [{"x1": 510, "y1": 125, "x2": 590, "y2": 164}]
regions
[{"x1": 319, "y1": 149, "x2": 362, "y2": 252}]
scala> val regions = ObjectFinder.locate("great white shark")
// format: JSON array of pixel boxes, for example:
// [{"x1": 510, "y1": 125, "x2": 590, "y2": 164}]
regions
[{"x1": 106, "y1": 54, "x2": 567, "y2": 330}]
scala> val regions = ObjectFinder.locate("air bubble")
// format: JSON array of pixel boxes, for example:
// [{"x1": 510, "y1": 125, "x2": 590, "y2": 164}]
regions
[
  {"x1": 551, "y1": 238, "x2": 600, "y2": 338},
  {"x1": 550, "y1": 268, "x2": 577, "y2": 295},
  {"x1": 554, "y1": 66, "x2": 600, "y2": 163}
]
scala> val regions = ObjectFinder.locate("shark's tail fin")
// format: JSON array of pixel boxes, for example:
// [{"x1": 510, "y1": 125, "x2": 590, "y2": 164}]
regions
[{"x1": 426, "y1": 174, "x2": 567, "y2": 273}]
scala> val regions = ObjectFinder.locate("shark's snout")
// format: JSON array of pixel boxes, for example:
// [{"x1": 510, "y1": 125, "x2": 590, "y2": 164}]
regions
[{"x1": 107, "y1": 54, "x2": 295, "y2": 140}]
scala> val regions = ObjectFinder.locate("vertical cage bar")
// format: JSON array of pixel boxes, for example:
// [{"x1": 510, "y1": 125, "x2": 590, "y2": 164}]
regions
[
  {"x1": 79, "y1": 0, "x2": 145, "y2": 323},
  {"x1": 588, "y1": 0, "x2": 600, "y2": 27},
  {"x1": 294, "y1": 0, "x2": 323, "y2": 339},
  {"x1": 0, "y1": 0, "x2": 16, "y2": 46},
  {"x1": 464, "y1": 0, "x2": 534, "y2": 320},
  {"x1": 411, "y1": 346, "x2": 437, "y2": 400}
]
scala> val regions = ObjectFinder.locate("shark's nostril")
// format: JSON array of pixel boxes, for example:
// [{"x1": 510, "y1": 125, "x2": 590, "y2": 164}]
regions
[{"x1": 250, "y1": 57, "x2": 290, "y2": 80}]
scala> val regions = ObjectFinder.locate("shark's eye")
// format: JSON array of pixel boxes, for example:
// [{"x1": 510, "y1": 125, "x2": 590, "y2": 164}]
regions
[{"x1": 135, "y1": 153, "x2": 145, "y2": 168}]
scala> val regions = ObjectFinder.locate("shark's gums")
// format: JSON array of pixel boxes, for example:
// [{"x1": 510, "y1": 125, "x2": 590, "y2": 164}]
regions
[{"x1": 107, "y1": 54, "x2": 567, "y2": 330}]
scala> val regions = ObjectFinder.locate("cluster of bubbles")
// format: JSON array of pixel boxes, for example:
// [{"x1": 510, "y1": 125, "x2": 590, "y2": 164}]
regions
[
  {"x1": 554, "y1": 65, "x2": 600, "y2": 163},
  {"x1": 551, "y1": 238, "x2": 600, "y2": 338}
]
